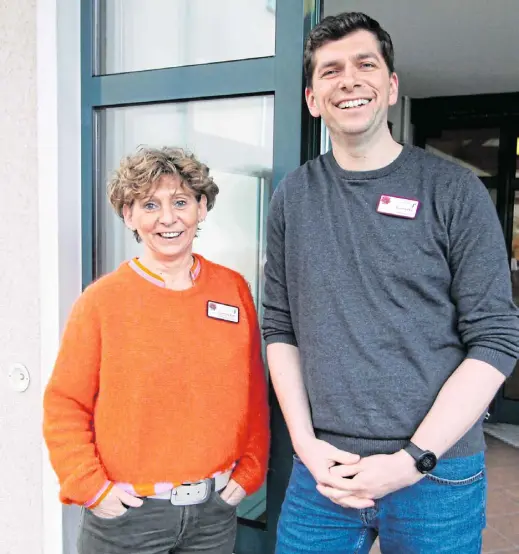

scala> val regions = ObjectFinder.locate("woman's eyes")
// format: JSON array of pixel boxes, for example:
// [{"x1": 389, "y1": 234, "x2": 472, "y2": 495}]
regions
[{"x1": 143, "y1": 200, "x2": 188, "y2": 210}]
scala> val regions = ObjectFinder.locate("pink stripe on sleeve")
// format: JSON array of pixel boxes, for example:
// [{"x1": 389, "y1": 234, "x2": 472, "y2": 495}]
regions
[{"x1": 84, "y1": 481, "x2": 113, "y2": 508}]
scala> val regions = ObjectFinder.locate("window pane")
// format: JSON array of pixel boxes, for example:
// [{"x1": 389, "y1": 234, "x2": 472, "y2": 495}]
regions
[
  {"x1": 97, "y1": 95, "x2": 273, "y2": 304},
  {"x1": 99, "y1": 0, "x2": 276, "y2": 75},
  {"x1": 96, "y1": 95, "x2": 273, "y2": 522}
]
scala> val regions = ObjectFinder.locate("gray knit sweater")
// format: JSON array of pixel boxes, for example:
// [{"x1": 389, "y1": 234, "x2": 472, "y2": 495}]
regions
[{"x1": 262, "y1": 145, "x2": 519, "y2": 458}]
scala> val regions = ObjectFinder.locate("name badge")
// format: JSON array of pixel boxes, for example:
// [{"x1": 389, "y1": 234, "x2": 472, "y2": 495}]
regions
[
  {"x1": 377, "y1": 195, "x2": 420, "y2": 219},
  {"x1": 207, "y1": 301, "x2": 239, "y2": 323}
]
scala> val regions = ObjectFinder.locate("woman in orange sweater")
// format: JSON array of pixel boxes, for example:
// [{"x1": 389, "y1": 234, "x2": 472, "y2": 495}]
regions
[{"x1": 43, "y1": 147, "x2": 269, "y2": 554}]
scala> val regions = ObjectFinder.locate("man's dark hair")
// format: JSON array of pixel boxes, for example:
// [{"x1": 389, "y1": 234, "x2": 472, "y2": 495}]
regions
[{"x1": 304, "y1": 12, "x2": 395, "y2": 87}]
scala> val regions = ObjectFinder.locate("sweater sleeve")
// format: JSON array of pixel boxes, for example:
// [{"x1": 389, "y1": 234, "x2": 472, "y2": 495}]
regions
[
  {"x1": 262, "y1": 183, "x2": 298, "y2": 346},
  {"x1": 449, "y1": 171, "x2": 519, "y2": 376},
  {"x1": 231, "y1": 278, "x2": 270, "y2": 495},
  {"x1": 43, "y1": 288, "x2": 109, "y2": 505}
]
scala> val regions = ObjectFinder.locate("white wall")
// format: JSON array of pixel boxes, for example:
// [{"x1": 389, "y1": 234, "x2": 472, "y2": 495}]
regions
[
  {"x1": 0, "y1": 1, "x2": 42, "y2": 553},
  {"x1": 0, "y1": 0, "x2": 84, "y2": 553},
  {"x1": 38, "y1": 0, "x2": 83, "y2": 550}
]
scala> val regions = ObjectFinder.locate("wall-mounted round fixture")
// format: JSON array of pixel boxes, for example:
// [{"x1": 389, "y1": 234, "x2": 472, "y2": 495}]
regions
[{"x1": 8, "y1": 363, "x2": 30, "y2": 392}]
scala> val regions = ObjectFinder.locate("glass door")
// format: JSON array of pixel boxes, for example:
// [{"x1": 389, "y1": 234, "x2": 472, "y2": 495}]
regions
[{"x1": 80, "y1": 1, "x2": 320, "y2": 552}]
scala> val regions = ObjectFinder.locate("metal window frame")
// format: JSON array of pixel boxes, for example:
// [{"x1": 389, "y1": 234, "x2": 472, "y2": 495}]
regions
[{"x1": 81, "y1": 1, "x2": 321, "y2": 551}]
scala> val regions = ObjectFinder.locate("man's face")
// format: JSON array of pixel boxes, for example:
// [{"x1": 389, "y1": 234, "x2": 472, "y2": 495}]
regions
[{"x1": 305, "y1": 30, "x2": 398, "y2": 140}]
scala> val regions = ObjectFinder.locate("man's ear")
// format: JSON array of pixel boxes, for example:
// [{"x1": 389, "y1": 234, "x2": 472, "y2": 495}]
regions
[
  {"x1": 388, "y1": 72, "x2": 399, "y2": 107},
  {"x1": 305, "y1": 87, "x2": 321, "y2": 118}
]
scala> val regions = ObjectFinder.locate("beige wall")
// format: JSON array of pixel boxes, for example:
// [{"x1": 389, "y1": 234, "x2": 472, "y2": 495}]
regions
[{"x1": 0, "y1": 0, "x2": 42, "y2": 553}]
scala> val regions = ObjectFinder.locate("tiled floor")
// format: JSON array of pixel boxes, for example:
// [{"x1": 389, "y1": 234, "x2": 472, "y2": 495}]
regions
[
  {"x1": 483, "y1": 435, "x2": 519, "y2": 553},
  {"x1": 370, "y1": 435, "x2": 519, "y2": 553}
]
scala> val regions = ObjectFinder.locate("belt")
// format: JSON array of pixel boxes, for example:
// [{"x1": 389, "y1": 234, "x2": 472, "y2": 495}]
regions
[{"x1": 148, "y1": 469, "x2": 232, "y2": 506}]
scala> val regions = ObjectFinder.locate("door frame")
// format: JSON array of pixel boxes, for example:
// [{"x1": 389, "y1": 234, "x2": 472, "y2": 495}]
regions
[
  {"x1": 80, "y1": 1, "x2": 321, "y2": 551},
  {"x1": 412, "y1": 92, "x2": 519, "y2": 424}
]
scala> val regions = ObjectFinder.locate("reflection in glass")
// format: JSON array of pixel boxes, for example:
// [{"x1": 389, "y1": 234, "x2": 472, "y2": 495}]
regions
[
  {"x1": 425, "y1": 128, "x2": 500, "y2": 200},
  {"x1": 96, "y1": 96, "x2": 273, "y2": 522},
  {"x1": 99, "y1": 0, "x2": 276, "y2": 75}
]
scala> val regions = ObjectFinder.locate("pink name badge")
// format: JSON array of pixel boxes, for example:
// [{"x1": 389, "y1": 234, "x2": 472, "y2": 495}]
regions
[{"x1": 377, "y1": 195, "x2": 420, "y2": 219}]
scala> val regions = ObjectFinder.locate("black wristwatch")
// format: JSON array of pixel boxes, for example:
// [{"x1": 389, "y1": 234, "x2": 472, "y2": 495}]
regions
[{"x1": 403, "y1": 442, "x2": 437, "y2": 474}]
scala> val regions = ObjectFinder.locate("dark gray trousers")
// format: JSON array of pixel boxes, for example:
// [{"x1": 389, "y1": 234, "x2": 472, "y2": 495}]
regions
[{"x1": 77, "y1": 491, "x2": 237, "y2": 554}]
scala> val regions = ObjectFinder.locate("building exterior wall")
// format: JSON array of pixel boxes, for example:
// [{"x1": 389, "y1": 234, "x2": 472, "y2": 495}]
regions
[
  {"x1": 0, "y1": 0, "x2": 82, "y2": 551},
  {"x1": 0, "y1": 1, "x2": 42, "y2": 552},
  {"x1": 38, "y1": 0, "x2": 83, "y2": 552}
]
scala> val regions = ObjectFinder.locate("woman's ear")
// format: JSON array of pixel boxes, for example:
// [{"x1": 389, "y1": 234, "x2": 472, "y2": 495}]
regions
[
  {"x1": 122, "y1": 204, "x2": 134, "y2": 231},
  {"x1": 198, "y1": 195, "x2": 208, "y2": 223}
]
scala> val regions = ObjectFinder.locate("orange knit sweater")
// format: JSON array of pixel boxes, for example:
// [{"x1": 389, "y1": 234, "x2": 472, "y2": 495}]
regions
[{"x1": 43, "y1": 256, "x2": 269, "y2": 506}]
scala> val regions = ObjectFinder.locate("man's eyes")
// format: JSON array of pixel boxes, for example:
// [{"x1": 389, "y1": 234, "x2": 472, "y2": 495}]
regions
[
  {"x1": 321, "y1": 62, "x2": 376, "y2": 77},
  {"x1": 322, "y1": 69, "x2": 339, "y2": 77}
]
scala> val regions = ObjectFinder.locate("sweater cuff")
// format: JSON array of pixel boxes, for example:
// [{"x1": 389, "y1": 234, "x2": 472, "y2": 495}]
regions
[
  {"x1": 84, "y1": 481, "x2": 114, "y2": 508},
  {"x1": 231, "y1": 463, "x2": 265, "y2": 496},
  {"x1": 60, "y1": 469, "x2": 110, "y2": 507},
  {"x1": 264, "y1": 333, "x2": 298, "y2": 347},
  {"x1": 466, "y1": 346, "x2": 518, "y2": 377}
]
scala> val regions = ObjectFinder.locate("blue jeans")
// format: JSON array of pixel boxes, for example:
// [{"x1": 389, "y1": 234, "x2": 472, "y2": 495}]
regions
[{"x1": 276, "y1": 453, "x2": 487, "y2": 554}]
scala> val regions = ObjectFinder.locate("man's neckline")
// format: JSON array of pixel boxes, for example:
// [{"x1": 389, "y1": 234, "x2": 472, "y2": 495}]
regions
[{"x1": 325, "y1": 143, "x2": 412, "y2": 181}]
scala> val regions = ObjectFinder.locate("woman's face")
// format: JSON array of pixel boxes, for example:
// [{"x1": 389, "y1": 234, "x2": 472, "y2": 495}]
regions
[{"x1": 123, "y1": 174, "x2": 207, "y2": 263}]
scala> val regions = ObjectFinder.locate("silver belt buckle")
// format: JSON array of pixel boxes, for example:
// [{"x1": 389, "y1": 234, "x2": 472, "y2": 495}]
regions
[{"x1": 170, "y1": 478, "x2": 212, "y2": 506}]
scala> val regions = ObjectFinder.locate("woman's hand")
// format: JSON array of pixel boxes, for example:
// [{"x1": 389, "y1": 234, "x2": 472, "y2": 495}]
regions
[
  {"x1": 218, "y1": 478, "x2": 246, "y2": 507},
  {"x1": 90, "y1": 485, "x2": 144, "y2": 519}
]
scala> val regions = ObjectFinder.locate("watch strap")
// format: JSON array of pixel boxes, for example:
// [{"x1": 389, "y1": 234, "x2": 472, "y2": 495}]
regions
[{"x1": 404, "y1": 441, "x2": 425, "y2": 462}]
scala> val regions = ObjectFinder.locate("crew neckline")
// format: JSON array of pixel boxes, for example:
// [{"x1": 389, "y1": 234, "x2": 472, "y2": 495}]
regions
[
  {"x1": 121, "y1": 254, "x2": 209, "y2": 298},
  {"x1": 324, "y1": 143, "x2": 413, "y2": 181},
  {"x1": 129, "y1": 255, "x2": 202, "y2": 288}
]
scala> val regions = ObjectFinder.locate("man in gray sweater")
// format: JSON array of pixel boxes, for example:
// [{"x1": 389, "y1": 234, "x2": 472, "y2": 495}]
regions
[{"x1": 263, "y1": 12, "x2": 519, "y2": 554}]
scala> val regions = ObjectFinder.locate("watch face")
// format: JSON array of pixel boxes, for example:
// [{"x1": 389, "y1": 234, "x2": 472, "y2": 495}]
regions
[{"x1": 418, "y1": 452, "x2": 437, "y2": 474}]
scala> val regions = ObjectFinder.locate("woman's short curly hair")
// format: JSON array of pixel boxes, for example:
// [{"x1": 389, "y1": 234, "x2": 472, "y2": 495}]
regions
[{"x1": 108, "y1": 146, "x2": 219, "y2": 240}]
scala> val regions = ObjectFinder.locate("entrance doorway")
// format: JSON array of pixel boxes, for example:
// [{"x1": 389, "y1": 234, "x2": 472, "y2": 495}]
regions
[{"x1": 412, "y1": 93, "x2": 519, "y2": 424}]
